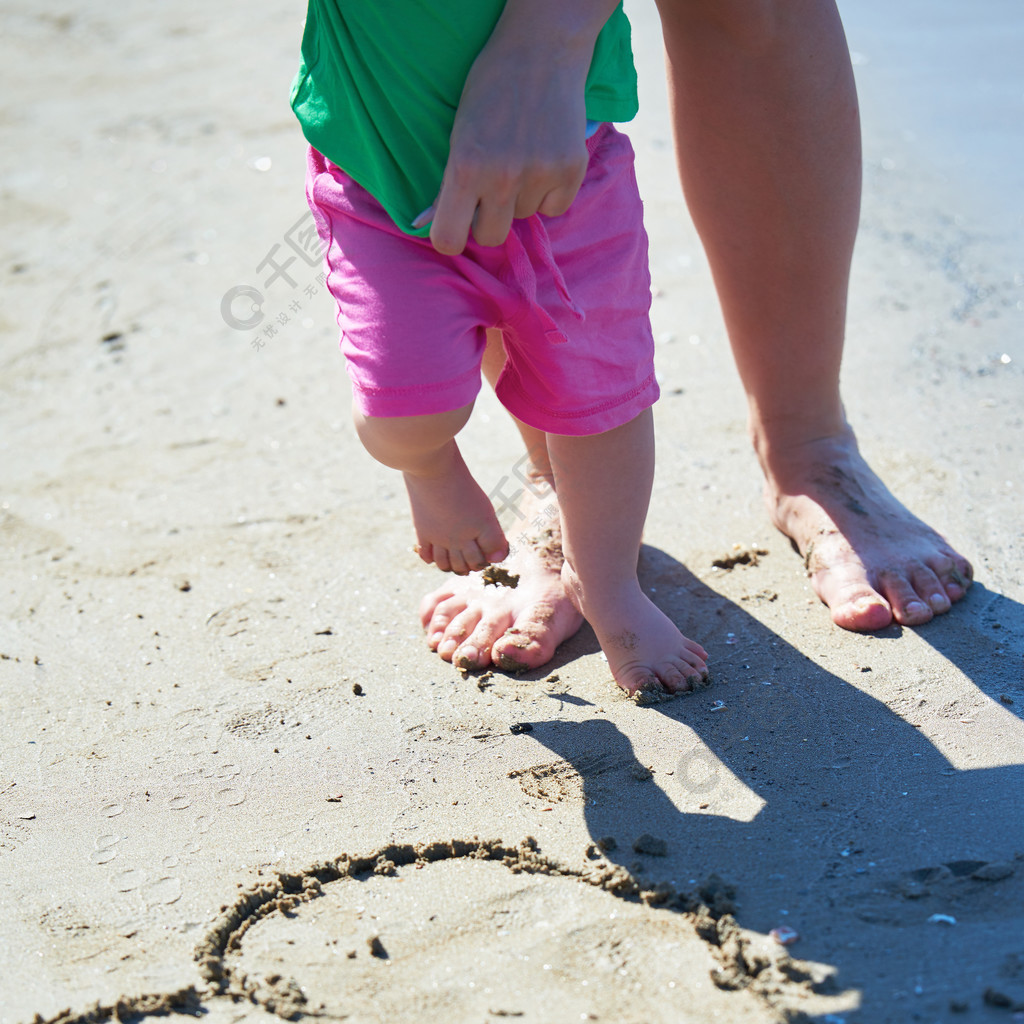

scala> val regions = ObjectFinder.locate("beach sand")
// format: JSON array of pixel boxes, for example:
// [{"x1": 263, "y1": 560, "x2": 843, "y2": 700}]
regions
[{"x1": 2, "y1": 2, "x2": 1023, "y2": 1022}]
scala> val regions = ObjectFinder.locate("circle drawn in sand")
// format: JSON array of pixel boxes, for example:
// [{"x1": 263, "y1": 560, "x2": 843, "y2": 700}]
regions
[
  {"x1": 30, "y1": 840, "x2": 846, "y2": 1024},
  {"x1": 236, "y1": 860, "x2": 722, "y2": 1021},
  {"x1": 196, "y1": 839, "x2": 831, "y2": 1024}
]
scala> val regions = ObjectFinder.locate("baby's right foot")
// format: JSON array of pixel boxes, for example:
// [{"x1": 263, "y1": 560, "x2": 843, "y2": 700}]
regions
[
  {"x1": 404, "y1": 441, "x2": 508, "y2": 575},
  {"x1": 565, "y1": 568, "x2": 709, "y2": 695}
]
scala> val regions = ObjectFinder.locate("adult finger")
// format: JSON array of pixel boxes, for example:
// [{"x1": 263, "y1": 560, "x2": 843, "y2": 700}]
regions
[
  {"x1": 411, "y1": 203, "x2": 436, "y2": 230},
  {"x1": 429, "y1": 178, "x2": 480, "y2": 255},
  {"x1": 469, "y1": 194, "x2": 517, "y2": 248},
  {"x1": 536, "y1": 177, "x2": 586, "y2": 219}
]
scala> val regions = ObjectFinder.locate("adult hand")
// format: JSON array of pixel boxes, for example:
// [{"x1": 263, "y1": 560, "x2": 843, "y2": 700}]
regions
[{"x1": 414, "y1": 0, "x2": 618, "y2": 255}]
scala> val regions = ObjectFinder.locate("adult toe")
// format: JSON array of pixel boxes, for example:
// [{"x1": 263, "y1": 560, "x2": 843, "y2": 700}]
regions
[
  {"x1": 939, "y1": 556, "x2": 973, "y2": 603},
  {"x1": 877, "y1": 570, "x2": 933, "y2": 627},
  {"x1": 421, "y1": 592, "x2": 467, "y2": 646},
  {"x1": 420, "y1": 587, "x2": 457, "y2": 627},
  {"x1": 436, "y1": 607, "x2": 482, "y2": 660},
  {"x1": 813, "y1": 560, "x2": 893, "y2": 632},
  {"x1": 453, "y1": 644, "x2": 484, "y2": 670},
  {"x1": 493, "y1": 627, "x2": 557, "y2": 671},
  {"x1": 910, "y1": 565, "x2": 951, "y2": 615},
  {"x1": 492, "y1": 600, "x2": 579, "y2": 672},
  {"x1": 453, "y1": 611, "x2": 516, "y2": 671}
]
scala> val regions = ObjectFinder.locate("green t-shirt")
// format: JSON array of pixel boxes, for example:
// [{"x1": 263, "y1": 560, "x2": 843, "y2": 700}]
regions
[{"x1": 290, "y1": 2, "x2": 638, "y2": 236}]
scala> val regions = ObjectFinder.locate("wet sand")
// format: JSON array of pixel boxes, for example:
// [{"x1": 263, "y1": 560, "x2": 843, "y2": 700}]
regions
[{"x1": 2, "y1": 2, "x2": 1023, "y2": 1022}]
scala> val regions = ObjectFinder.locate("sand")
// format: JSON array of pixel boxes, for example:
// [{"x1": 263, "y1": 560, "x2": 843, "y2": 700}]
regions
[{"x1": 2, "y1": 2, "x2": 1023, "y2": 1023}]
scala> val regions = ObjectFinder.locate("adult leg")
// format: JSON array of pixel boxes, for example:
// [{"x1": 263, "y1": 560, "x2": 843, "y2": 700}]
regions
[{"x1": 656, "y1": 0, "x2": 972, "y2": 629}]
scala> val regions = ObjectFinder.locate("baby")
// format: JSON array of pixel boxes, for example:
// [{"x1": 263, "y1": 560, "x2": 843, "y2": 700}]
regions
[{"x1": 292, "y1": 0, "x2": 708, "y2": 693}]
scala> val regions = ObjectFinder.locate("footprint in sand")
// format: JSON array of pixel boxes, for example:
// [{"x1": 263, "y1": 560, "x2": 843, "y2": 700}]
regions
[
  {"x1": 507, "y1": 755, "x2": 625, "y2": 804},
  {"x1": 850, "y1": 856, "x2": 1022, "y2": 928}
]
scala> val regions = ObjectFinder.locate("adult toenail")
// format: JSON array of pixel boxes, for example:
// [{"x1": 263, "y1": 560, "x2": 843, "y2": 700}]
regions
[
  {"x1": 905, "y1": 600, "x2": 927, "y2": 616},
  {"x1": 457, "y1": 646, "x2": 479, "y2": 666},
  {"x1": 928, "y1": 593, "x2": 949, "y2": 611},
  {"x1": 949, "y1": 567, "x2": 969, "y2": 587}
]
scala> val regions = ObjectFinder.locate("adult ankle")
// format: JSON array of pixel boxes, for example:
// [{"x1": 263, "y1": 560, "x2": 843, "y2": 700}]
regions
[{"x1": 750, "y1": 413, "x2": 853, "y2": 471}]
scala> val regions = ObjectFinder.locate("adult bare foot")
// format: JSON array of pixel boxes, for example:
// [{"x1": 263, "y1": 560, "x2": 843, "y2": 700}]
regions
[
  {"x1": 562, "y1": 567, "x2": 708, "y2": 696},
  {"x1": 404, "y1": 441, "x2": 508, "y2": 575},
  {"x1": 419, "y1": 488, "x2": 582, "y2": 671},
  {"x1": 763, "y1": 430, "x2": 973, "y2": 631}
]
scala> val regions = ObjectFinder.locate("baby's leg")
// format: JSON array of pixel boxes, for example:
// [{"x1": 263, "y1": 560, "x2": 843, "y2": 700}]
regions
[
  {"x1": 355, "y1": 404, "x2": 508, "y2": 575},
  {"x1": 547, "y1": 408, "x2": 708, "y2": 694},
  {"x1": 420, "y1": 329, "x2": 585, "y2": 669}
]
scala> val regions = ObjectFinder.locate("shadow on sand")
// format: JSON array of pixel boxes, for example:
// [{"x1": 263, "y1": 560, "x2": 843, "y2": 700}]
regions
[{"x1": 517, "y1": 545, "x2": 1024, "y2": 1021}]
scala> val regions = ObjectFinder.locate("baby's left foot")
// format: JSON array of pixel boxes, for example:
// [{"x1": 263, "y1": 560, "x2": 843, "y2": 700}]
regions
[{"x1": 564, "y1": 569, "x2": 709, "y2": 695}]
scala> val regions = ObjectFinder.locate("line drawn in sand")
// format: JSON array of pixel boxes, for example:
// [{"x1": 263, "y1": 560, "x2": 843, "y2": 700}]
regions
[{"x1": 26, "y1": 836, "x2": 850, "y2": 1024}]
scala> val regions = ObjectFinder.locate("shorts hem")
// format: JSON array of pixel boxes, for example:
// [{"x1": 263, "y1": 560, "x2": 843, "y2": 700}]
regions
[{"x1": 348, "y1": 368, "x2": 482, "y2": 419}]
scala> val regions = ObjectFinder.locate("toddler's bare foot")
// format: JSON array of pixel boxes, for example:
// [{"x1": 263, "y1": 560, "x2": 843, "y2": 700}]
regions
[
  {"x1": 419, "y1": 488, "x2": 582, "y2": 670},
  {"x1": 404, "y1": 443, "x2": 508, "y2": 575},
  {"x1": 763, "y1": 429, "x2": 973, "y2": 631},
  {"x1": 564, "y1": 567, "x2": 709, "y2": 695}
]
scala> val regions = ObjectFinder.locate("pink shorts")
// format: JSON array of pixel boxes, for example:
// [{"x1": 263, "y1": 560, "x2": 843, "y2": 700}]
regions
[{"x1": 305, "y1": 124, "x2": 658, "y2": 436}]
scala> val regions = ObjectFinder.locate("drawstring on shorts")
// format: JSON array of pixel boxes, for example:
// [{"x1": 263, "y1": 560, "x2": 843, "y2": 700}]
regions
[{"x1": 503, "y1": 213, "x2": 585, "y2": 343}]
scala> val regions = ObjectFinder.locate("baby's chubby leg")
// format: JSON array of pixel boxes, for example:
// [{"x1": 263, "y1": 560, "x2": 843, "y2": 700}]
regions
[
  {"x1": 548, "y1": 408, "x2": 708, "y2": 695},
  {"x1": 354, "y1": 403, "x2": 508, "y2": 575}
]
